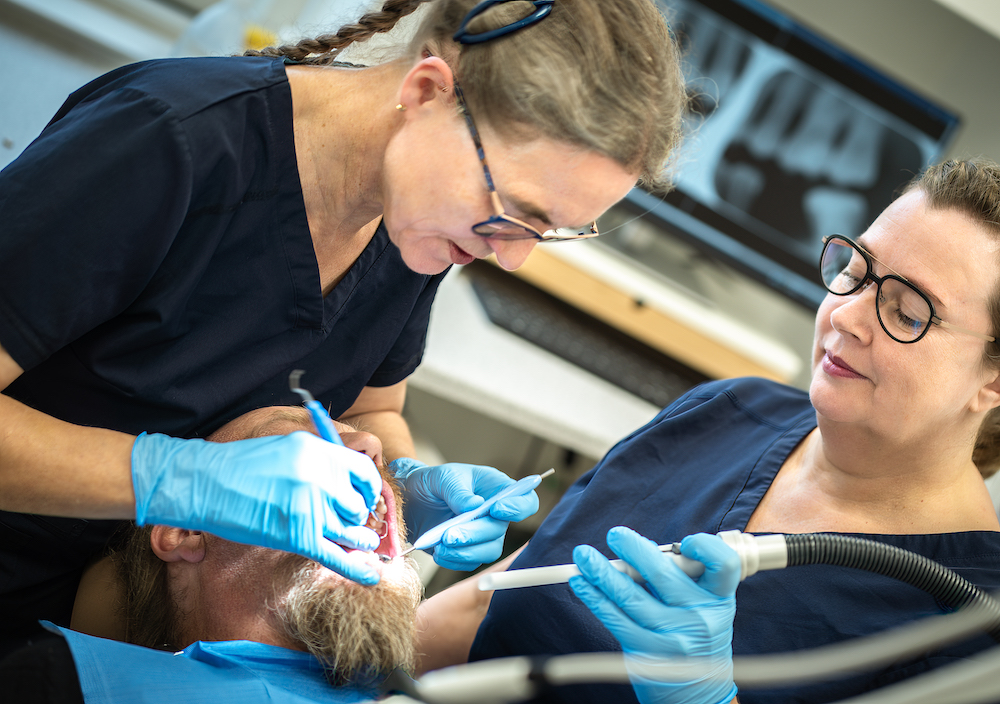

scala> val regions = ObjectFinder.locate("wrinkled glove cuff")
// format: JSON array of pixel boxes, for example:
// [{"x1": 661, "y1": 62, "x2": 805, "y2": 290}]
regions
[
  {"x1": 132, "y1": 431, "x2": 159, "y2": 526},
  {"x1": 628, "y1": 657, "x2": 736, "y2": 704},
  {"x1": 716, "y1": 683, "x2": 738, "y2": 704}
]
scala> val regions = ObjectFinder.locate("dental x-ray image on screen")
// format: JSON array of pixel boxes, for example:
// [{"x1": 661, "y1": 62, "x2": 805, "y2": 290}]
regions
[{"x1": 627, "y1": 0, "x2": 960, "y2": 308}]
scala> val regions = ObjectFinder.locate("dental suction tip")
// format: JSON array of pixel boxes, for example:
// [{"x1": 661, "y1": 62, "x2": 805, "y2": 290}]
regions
[{"x1": 288, "y1": 369, "x2": 314, "y2": 402}]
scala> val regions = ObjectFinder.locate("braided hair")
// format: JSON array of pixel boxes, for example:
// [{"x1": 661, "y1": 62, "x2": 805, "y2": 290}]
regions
[
  {"x1": 244, "y1": 0, "x2": 430, "y2": 65},
  {"x1": 245, "y1": 0, "x2": 688, "y2": 189}
]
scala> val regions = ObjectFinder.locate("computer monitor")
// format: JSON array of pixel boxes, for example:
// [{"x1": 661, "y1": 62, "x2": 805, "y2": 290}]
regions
[{"x1": 610, "y1": 0, "x2": 961, "y2": 309}]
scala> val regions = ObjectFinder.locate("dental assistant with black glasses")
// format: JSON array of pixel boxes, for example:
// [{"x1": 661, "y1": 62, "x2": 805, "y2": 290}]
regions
[
  {"x1": 0, "y1": 0, "x2": 688, "y2": 658},
  {"x1": 469, "y1": 158, "x2": 1000, "y2": 704}
]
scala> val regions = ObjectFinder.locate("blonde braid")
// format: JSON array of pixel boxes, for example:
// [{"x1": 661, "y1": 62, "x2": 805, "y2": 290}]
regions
[{"x1": 244, "y1": 0, "x2": 432, "y2": 65}]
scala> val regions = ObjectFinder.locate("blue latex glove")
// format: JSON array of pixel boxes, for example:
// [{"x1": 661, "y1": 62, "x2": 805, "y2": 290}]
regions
[
  {"x1": 132, "y1": 431, "x2": 384, "y2": 585},
  {"x1": 390, "y1": 458, "x2": 539, "y2": 571},
  {"x1": 569, "y1": 527, "x2": 739, "y2": 704}
]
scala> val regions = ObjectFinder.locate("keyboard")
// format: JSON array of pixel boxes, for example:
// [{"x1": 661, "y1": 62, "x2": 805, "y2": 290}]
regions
[{"x1": 465, "y1": 261, "x2": 707, "y2": 408}]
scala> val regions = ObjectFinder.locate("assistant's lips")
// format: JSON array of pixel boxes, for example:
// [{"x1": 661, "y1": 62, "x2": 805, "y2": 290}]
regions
[{"x1": 822, "y1": 352, "x2": 866, "y2": 379}]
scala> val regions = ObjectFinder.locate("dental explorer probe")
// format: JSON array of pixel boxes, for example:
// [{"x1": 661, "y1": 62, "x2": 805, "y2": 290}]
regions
[
  {"x1": 289, "y1": 369, "x2": 393, "y2": 562},
  {"x1": 477, "y1": 530, "x2": 789, "y2": 590},
  {"x1": 401, "y1": 468, "x2": 555, "y2": 557},
  {"x1": 288, "y1": 369, "x2": 345, "y2": 446}
]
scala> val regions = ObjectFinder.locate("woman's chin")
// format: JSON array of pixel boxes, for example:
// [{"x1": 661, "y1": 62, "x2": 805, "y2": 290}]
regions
[{"x1": 400, "y1": 249, "x2": 451, "y2": 275}]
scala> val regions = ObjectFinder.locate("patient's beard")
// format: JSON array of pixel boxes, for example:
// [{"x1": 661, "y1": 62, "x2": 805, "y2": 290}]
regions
[{"x1": 272, "y1": 556, "x2": 423, "y2": 686}]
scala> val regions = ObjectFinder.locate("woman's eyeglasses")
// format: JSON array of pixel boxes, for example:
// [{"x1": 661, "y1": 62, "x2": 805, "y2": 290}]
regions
[
  {"x1": 452, "y1": 81, "x2": 598, "y2": 243},
  {"x1": 819, "y1": 234, "x2": 995, "y2": 344}
]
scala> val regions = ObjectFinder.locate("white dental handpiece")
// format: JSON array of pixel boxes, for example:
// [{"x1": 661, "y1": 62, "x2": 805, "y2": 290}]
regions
[{"x1": 477, "y1": 531, "x2": 788, "y2": 590}]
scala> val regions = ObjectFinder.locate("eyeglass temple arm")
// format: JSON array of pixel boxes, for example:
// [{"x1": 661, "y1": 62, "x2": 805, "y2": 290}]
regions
[
  {"x1": 934, "y1": 317, "x2": 996, "y2": 342},
  {"x1": 488, "y1": 190, "x2": 505, "y2": 217}
]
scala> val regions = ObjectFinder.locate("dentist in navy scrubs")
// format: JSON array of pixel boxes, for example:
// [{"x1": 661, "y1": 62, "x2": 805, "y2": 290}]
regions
[{"x1": 0, "y1": 0, "x2": 689, "y2": 658}]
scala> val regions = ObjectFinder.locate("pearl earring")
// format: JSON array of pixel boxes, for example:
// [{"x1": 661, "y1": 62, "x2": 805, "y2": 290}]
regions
[{"x1": 396, "y1": 104, "x2": 406, "y2": 111}]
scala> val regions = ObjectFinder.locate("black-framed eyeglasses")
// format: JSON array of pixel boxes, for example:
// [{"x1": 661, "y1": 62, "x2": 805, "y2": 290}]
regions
[
  {"x1": 452, "y1": 80, "x2": 599, "y2": 242},
  {"x1": 819, "y1": 234, "x2": 995, "y2": 344}
]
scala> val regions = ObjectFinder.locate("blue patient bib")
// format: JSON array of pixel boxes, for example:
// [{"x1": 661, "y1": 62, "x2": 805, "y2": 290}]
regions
[{"x1": 45, "y1": 623, "x2": 376, "y2": 703}]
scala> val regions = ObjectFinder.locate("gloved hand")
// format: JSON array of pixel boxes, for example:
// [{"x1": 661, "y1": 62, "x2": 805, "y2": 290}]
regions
[
  {"x1": 132, "y1": 431, "x2": 384, "y2": 585},
  {"x1": 390, "y1": 458, "x2": 539, "y2": 571},
  {"x1": 569, "y1": 527, "x2": 739, "y2": 704}
]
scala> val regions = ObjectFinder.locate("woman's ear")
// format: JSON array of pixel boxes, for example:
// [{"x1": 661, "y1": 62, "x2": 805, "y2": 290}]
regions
[
  {"x1": 150, "y1": 525, "x2": 206, "y2": 564},
  {"x1": 971, "y1": 367, "x2": 1000, "y2": 415},
  {"x1": 396, "y1": 54, "x2": 455, "y2": 113}
]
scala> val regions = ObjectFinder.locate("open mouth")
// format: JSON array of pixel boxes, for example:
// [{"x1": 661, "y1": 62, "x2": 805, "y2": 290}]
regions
[{"x1": 366, "y1": 480, "x2": 402, "y2": 559}]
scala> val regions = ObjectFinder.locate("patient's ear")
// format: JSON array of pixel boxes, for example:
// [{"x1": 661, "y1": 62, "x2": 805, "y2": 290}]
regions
[{"x1": 150, "y1": 525, "x2": 207, "y2": 563}]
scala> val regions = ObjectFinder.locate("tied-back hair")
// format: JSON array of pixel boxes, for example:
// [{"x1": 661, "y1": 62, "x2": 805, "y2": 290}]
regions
[
  {"x1": 905, "y1": 158, "x2": 1000, "y2": 477},
  {"x1": 245, "y1": 0, "x2": 688, "y2": 190},
  {"x1": 244, "y1": 0, "x2": 428, "y2": 64}
]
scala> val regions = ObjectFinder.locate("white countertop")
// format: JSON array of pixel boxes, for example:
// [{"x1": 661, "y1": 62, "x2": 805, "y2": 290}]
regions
[{"x1": 544, "y1": 239, "x2": 803, "y2": 382}]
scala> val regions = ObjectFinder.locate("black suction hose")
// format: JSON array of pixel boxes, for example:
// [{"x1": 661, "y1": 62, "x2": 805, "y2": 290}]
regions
[
  {"x1": 390, "y1": 533, "x2": 1000, "y2": 703},
  {"x1": 783, "y1": 533, "x2": 1000, "y2": 641}
]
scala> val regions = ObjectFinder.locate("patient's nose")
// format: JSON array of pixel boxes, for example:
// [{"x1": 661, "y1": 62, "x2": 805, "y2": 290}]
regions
[{"x1": 339, "y1": 430, "x2": 384, "y2": 468}]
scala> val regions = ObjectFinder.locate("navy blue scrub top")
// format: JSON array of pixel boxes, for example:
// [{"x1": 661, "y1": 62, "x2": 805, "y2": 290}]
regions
[
  {"x1": 471, "y1": 378, "x2": 1000, "y2": 703},
  {"x1": 0, "y1": 57, "x2": 446, "y2": 655}
]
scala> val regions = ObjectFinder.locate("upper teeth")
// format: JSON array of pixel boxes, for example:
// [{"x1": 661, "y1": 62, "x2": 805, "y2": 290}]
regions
[{"x1": 367, "y1": 496, "x2": 388, "y2": 537}]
